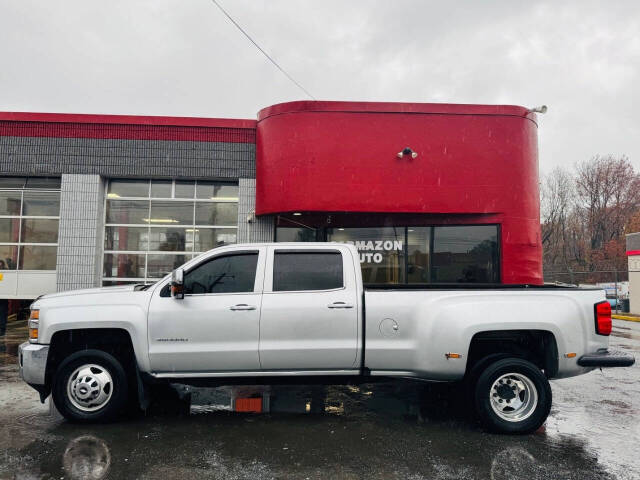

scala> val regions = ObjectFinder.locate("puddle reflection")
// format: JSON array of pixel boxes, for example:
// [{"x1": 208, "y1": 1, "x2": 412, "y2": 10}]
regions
[
  {"x1": 14, "y1": 425, "x2": 609, "y2": 480},
  {"x1": 63, "y1": 435, "x2": 111, "y2": 480}
]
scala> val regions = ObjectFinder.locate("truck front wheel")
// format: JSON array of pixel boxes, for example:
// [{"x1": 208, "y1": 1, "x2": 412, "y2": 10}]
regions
[
  {"x1": 52, "y1": 349, "x2": 128, "y2": 423},
  {"x1": 474, "y1": 357, "x2": 551, "y2": 434}
]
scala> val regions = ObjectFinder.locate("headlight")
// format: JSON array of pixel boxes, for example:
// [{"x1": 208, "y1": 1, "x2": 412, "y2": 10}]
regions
[{"x1": 28, "y1": 309, "x2": 39, "y2": 343}]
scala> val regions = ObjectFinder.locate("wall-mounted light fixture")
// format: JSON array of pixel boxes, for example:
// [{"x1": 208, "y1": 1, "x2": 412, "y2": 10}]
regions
[{"x1": 397, "y1": 147, "x2": 418, "y2": 159}]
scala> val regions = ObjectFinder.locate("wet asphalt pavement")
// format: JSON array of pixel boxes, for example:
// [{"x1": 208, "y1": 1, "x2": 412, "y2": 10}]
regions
[{"x1": 0, "y1": 320, "x2": 638, "y2": 480}]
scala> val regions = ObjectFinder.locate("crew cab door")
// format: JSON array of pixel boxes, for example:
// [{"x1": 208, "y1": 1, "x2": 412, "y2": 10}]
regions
[
  {"x1": 259, "y1": 246, "x2": 360, "y2": 370},
  {"x1": 147, "y1": 247, "x2": 265, "y2": 373}
]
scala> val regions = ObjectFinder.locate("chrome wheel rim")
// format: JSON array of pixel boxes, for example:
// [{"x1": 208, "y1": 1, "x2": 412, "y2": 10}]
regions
[
  {"x1": 67, "y1": 364, "x2": 113, "y2": 412},
  {"x1": 489, "y1": 372, "x2": 538, "y2": 422}
]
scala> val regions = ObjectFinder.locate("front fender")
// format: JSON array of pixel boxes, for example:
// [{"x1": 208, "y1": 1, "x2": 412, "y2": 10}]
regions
[{"x1": 39, "y1": 302, "x2": 150, "y2": 372}]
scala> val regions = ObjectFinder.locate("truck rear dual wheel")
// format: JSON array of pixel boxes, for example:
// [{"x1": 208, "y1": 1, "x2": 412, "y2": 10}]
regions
[
  {"x1": 474, "y1": 357, "x2": 552, "y2": 434},
  {"x1": 52, "y1": 349, "x2": 128, "y2": 423}
]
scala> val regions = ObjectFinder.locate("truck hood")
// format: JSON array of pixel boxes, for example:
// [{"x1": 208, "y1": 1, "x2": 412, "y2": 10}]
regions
[{"x1": 38, "y1": 284, "x2": 141, "y2": 300}]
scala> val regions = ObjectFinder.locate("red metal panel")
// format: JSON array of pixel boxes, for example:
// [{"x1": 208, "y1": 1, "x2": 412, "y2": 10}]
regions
[
  {"x1": 0, "y1": 112, "x2": 256, "y2": 143},
  {"x1": 258, "y1": 100, "x2": 536, "y2": 121},
  {"x1": 256, "y1": 101, "x2": 541, "y2": 284}
]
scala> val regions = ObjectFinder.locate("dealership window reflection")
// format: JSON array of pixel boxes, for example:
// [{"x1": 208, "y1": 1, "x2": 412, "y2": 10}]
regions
[
  {"x1": 327, "y1": 227, "x2": 405, "y2": 284},
  {"x1": 432, "y1": 226, "x2": 499, "y2": 283},
  {"x1": 103, "y1": 179, "x2": 238, "y2": 285}
]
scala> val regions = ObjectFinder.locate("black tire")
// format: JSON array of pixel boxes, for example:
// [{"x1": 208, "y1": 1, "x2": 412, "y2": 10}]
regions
[
  {"x1": 474, "y1": 357, "x2": 551, "y2": 434},
  {"x1": 52, "y1": 349, "x2": 128, "y2": 423}
]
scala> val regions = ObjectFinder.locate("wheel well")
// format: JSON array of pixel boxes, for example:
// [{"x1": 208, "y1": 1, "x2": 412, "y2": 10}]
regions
[
  {"x1": 46, "y1": 328, "x2": 136, "y2": 386},
  {"x1": 466, "y1": 330, "x2": 559, "y2": 379}
]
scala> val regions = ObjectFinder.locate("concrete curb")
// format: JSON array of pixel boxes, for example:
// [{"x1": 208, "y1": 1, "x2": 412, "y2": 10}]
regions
[{"x1": 613, "y1": 314, "x2": 640, "y2": 323}]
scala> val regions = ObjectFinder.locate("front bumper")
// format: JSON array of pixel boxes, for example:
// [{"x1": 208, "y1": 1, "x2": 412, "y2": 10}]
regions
[
  {"x1": 577, "y1": 349, "x2": 635, "y2": 368},
  {"x1": 18, "y1": 342, "x2": 49, "y2": 385}
]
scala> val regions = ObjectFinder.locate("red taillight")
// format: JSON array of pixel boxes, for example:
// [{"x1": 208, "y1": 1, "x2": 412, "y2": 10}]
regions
[{"x1": 595, "y1": 301, "x2": 612, "y2": 336}]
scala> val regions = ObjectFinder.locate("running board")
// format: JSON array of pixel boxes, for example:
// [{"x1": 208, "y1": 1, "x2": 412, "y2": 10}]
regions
[{"x1": 150, "y1": 369, "x2": 361, "y2": 379}]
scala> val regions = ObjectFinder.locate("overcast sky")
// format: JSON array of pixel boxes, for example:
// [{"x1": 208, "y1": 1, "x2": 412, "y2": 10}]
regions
[{"x1": 1, "y1": 0, "x2": 638, "y2": 174}]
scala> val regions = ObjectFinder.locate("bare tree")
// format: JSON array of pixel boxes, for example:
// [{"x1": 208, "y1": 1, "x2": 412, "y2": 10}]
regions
[
  {"x1": 575, "y1": 155, "x2": 640, "y2": 251},
  {"x1": 540, "y1": 167, "x2": 573, "y2": 269},
  {"x1": 541, "y1": 155, "x2": 640, "y2": 281}
]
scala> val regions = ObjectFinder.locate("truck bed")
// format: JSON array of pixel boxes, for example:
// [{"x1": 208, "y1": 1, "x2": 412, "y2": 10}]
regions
[{"x1": 362, "y1": 285, "x2": 607, "y2": 381}]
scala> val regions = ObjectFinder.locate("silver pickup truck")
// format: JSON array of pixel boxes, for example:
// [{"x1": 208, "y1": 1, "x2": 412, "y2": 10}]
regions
[{"x1": 19, "y1": 243, "x2": 634, "y2": 433}]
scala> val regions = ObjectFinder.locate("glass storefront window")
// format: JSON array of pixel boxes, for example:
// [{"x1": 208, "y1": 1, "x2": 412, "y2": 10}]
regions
[
  {"x1": 0, "y1": 192, "x2": 22, "y2": 215},
  {"x1": 193, "y1": 228, "x2": 237, "y2": 251},
  {"x1": 0, "y1": 178, "x2": 60, "y2": 271},
  {"x1": 279, "y1": 222, "x2": 500, "y2": 285},
  {"x1": 108, "y1": 179, "x2": 149, "y2": 198},
  {"x1": 148, "y1": 227, "x2": 190, "y2": 252},
  {"x1": 147, "y1": 254, "x2": 188, "y2": 279},
  {"x1": 19, "y1": 246, "x2": 57, "y2": 270},
  {"x1": 276, "y1": 226, "x2": 317, "y2": 242},
  {"x1": 151, "y1": 180, "x2": 172, "y2": 198},
  {"x1": 103, "y1": 179, "x2": 239, "y2": 284},
  {"x1": 149, "y1": 201, "x2": 194, "y2": 225},
  {"x1": 0, "y1": 245, "x2": 18, "y2": 270},
  {"x1": 175, "y1": 181, "x2": 195, "y2": 199},
  {"x1": 105, "y1": 200, "x2": 149, "y2": 224},
  {"x1": 103, "y1": 253, "x2": 146, "y2": 279},
  {"x1": 407, "y1": 227, "x2": 431, "y2": 283},
  {"x1": 0, "y1": 218, "x2": 20, "y2": 243},
  {"x1": 22, "y1": 192, "x2": 60, "y2": 216},
  {"x1": 196, "y1": 182, "x2": 239, "y2": 200},
  {"x1": 327, "y1": 227, "x2": 405, "y2": 284},
  {"x1": 20, "y1": 219, "x2": 59, "y2": 243},
  {"x1": 0, "y1": 177, "x2": 26, "y2": 189},
  {"x1": 104, "y1": 226, "x2": 149, "y2": 251},
  {"x1": 432, "y1": 226, "x2": 499, "y2": 283},
  {"x1": 25, "y1": 177, "x2": 61, "y2": 189},
  {"x1": 195, "y1": 203, "x2": 238, "y2": 225}
]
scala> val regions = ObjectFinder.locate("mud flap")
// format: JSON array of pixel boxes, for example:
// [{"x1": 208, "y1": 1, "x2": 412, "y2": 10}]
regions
[{"x1": 135, "y1": 365, "x2": 151, "y2": 411}]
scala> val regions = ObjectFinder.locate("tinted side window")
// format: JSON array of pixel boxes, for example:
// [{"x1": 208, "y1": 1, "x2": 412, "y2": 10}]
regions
[
  {"x1": 273, "y1": 252, "x2": 343, "y2": 291},
  {"x1": 184, "y1": 253, "x2": 258, "y2": 294}
]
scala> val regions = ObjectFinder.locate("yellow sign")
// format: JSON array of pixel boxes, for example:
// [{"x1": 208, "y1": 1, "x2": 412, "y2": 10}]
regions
[{"x1": 0, "y1": 272, "x2": 3, "y2": 281}]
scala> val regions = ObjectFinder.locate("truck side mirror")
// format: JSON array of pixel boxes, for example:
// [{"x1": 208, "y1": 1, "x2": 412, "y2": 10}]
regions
[{"x1": 171, "y1": 268, "x2": 184, "y2": 299}]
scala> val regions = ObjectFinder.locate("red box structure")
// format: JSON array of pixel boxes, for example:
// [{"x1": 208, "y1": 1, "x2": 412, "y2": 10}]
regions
[{"x1": 256, "y1": 101, "x2": 542, "y2": 285}]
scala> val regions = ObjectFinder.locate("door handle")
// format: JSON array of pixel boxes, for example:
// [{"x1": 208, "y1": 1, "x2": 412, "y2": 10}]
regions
[
  {"x1": 327, "y1": 301, "x2": 354, "y2": 309},
  {"x1": 229, "y1": 304, "x2": 257, "y2": 311}
]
